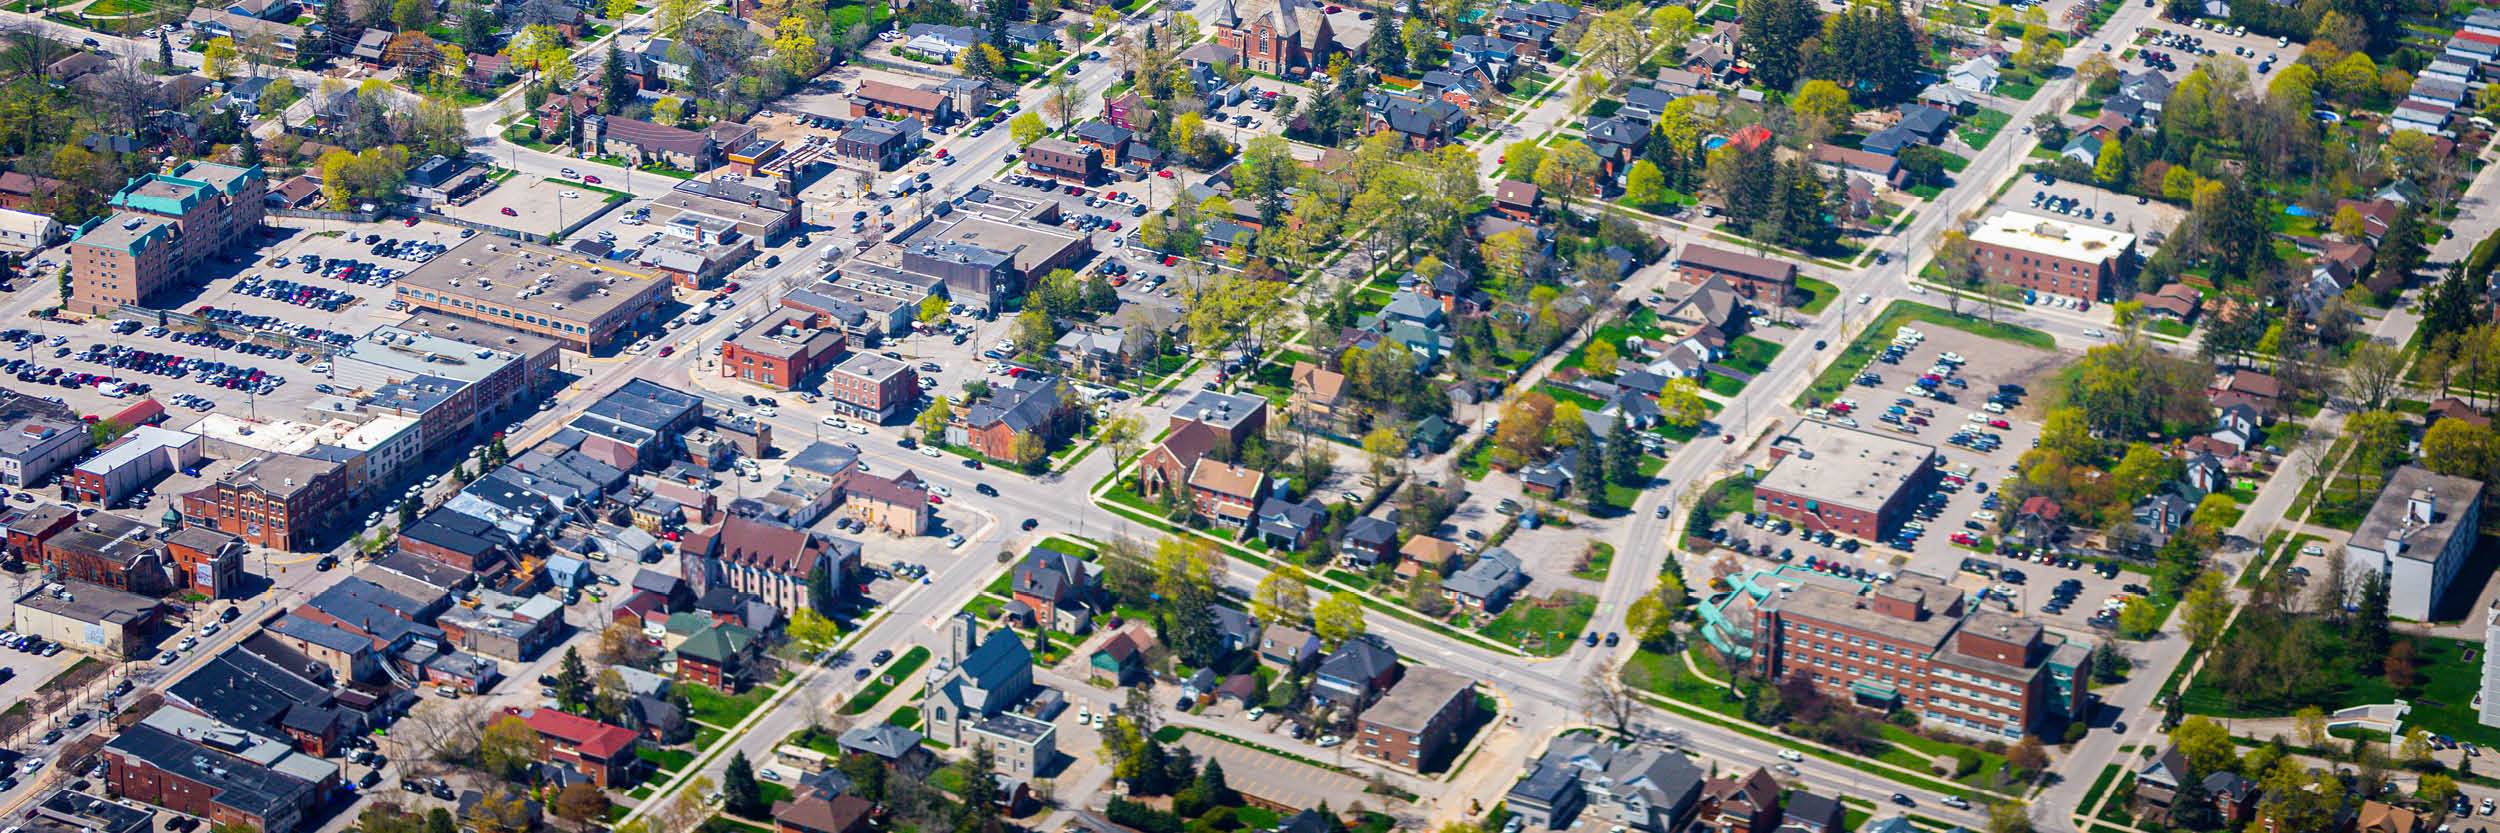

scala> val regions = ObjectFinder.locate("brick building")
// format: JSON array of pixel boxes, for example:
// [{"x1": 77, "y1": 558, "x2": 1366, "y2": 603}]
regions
[
  {"x1": 1673, "y1": 244, "x2": 1796, "y2": 305},
  {"x1": 1966, "y1": 212, "x2": 2137, "y2": 302},
  {"x1": 822, "y1": 353, "x2": 919, "y2": 423},
  {"x1": 518, "y1": 707, "x2": 646, "y2": 788},
  {"x1": 37, "y1": 513, "x2": 172, "y2": 594},
  {"x1": 1748, "y1": 571, "x2": 2090, "y2": 739},
  {"x1": 1206, "y1": 0, "x2": 1337, "y2": 76},
  {"x1": 722, "y1": 312, "x2": 847, "y2": 391},
  {"x1": 1023, "y1": 139, "x2": 1102, "y2": 184},
  {"x1": 1354, "y1": 666, "x2": 1477, "y2": 769},
  {"x1": 1754, "y1": 421, "x2": 1938, "y2": 542},
  {"x1": 177, "y1": 452, "x2": 348, "y2": 552},
  {"x1": 68, "y1": 161, "x2": 266, "y2": 314}
]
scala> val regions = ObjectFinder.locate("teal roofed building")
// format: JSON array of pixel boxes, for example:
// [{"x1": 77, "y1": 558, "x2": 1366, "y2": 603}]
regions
[
  {"x1": 1694, "y1": 565, "x2": 1866, "y2": 661},
  {"x1": 70, "y1": 160, "x2": 268, "y2": 314},
  {"x1": 110, "y1": 174, "x2": 211, "y2": 216},
  {"x1": 72, "y1": 213, "x2": 177, "y2": 256}
]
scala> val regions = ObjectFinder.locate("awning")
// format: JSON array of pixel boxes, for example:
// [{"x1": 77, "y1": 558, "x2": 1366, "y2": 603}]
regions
[{"x1": 1849, "y1": 680, "x2": 1901, "y2": 703}]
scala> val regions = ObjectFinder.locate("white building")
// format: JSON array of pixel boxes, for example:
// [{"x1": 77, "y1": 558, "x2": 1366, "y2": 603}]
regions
[
  {"x1": 2344, "y1": 465, "x2": 2486, "y2": 622},
  {"x1": 0, "y1": 417, "x2": 89, "y2": 486},
  {"x1": 189, "y1": 410, "x2": 421, "y2": 489},
  {"x1": 0, "y1": 207, "x2": 62, "y2": 252}
]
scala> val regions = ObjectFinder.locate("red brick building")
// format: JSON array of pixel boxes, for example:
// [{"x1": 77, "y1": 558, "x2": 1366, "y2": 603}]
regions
[
  {"x1": 1353, "y1": 667, "x2": 1476, "y2": 769},
  {"x1": 721, "y1": 312, "x2": 847, "y2": 391},
  {"x1": 177, "y1": 453, "x2": 347, "y2": 552},
  {"x1": 519, "y1": 707, "x2": 645, "y2": 788},
  {"x1": 69, "y1": 162, "x2": 267, "y2": 314},
  {"x1": 1187, "y1": 460, "x2": 1269, "y2": 529},
  {"x1": 1208, "y1": 0, "x2": 1337, "y2": 76},
  {"x1": 1747, "y1": 572, "x2": 2090, "y2": 740},
  {"x1": 1673, "y1": 243, "x2": 1796, "y2": 305},
  {"x1": 674, "y1": 623, "x2": 761, "y2": 692},
  {"x1": 823, "y1": 353, "x2": 919, "y2": 423},
  {"x1": 1754, "y1": 422, "x2": 1937, "y2": 543},
  {"x1": 1966, "y1": 212, "x2": 2136, "y2": 303},
  {"x1": 1023, "y1": 139, "x2": 1102, "y2": 184},
  {"x1": 37, "y1": 513, "x2": 171, "y2": 594}
]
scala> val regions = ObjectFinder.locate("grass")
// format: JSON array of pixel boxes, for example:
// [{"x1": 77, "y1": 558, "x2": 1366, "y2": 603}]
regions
[
  {"x1": 2181, "y1": 634, "x2": 2500, "y2": 747},
  {"x1": 1723, "y1": 335, "x2": 1783, "y2": 375},
  {"x1": 695, "y1": 726, "x2": 725, "y2": 750},
  {"x1": 637, "y1": 746, "x2": 695, "y2": 774},
  {"x1": 1796, "y1": 301, "x2": 2055, "y2": 408},
  {"x1": 1478, "y1": 591, "x2": 1598, "y2": 657},
  {"x1": 1956, "y1": 109, "x2": 2012, "y2": 150},
  {"x1": 683, "y1": 683, "x2": 777, "y2": 728},
  {"x1": 1796, "y1": 277, "x2": 1841, "y2": 315},
  {"x1": 1621, "y1": 645, "x2": 1745, "y2": 718},
  {"x1": 1574, "y1": 541, "x2": 1615, "y2": 580},
  {"x1": 838, "y1": 646, "x2": 931, "y2": 714}
]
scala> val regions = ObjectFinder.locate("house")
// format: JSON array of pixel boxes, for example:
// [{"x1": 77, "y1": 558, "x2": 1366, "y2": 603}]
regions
[
  {"x1": 1188, "y1": 459, "x2": 1270, "y2": 529},
  {"x1": 948, "y1": 373, "x2": 1074, "y2": 463},
  {"x1": 595, "y1": 115, "x2": 716, "y2": 172},
  {"x1": 2134, "y1": 283, "x2": 2202, "y2": 322},
  {"x1": 1138, "y1": 422, "x2": 1223, "y2": 499},
  {"x1": 1674, "y1": 244, "x2": 1796, "y2": 304},
  {"x1": 519, "y1": 708, "x2": 645, "y2": 788},
  {"x1": 2104, "y1": 71, "x2": 2173, "y2": 125},
  {"x1": 1509, "y1": 735, "x2": 1707, "y2": 833},
  {"x1": 1312, "y1": 634, "x2": 1401, "y2": 708},
  {"x1": 1778, "y1": 793, "x2": 1847, "y2": 833},
  {"x1": 1340, "y1": 516, "x2": 1400, "y2": 567},
  {"x1": 1369, "y1": 95, "x2": 1469, "y2": 149},
  {"x1": 1088, "y1": 628, "x2": 1147, "y2": 685},
  {"x1": 1810, "y1": 145, "x2": 1905, "y2": 189},
  {"x1": 1694, "y1": 768, "x2": 1783, "y2": 833},
  {"x1": 837, "y1": 723, "x2": 936, "y2": 775},
  {"x1": 1494, "y1": 180, "x2": 1542, "y2": 221},
  {"x1": 1519, "y1": 449, "x2": 1577, "y2": 499},
  {"x1": 2012, "y1": 495, "x2": 2065, "y2": 545},
  {"x1": 1949, "y1": 54, "x2": 2001, "y2": 92},
  {"x1": 1255, "y1": 496, "x2": 1328, "y2": 550},
  {"x1": 2060, "y1": 133, "x2": 2104, "y2": 166},
  {"x1": 1288, "y1": 361, "x2": 1354, "y2": 434},
  {"x1": 1210, "y1": 605, "x2": 1262, "y2": 654},
  {"x1": 2183, "y1": 450, "x2": 2229, "y2": 495},
  {"x1": 1443, "y1": 548, "x2": 1526, "y2": 613},
  {"x1": 674, "y1": 623, "x2": 762, "y2": 692},
  {"x1": 901, "y1": 23, "x2": 982, "y2": 61},
  {"x1": 2133, "y1": 747, "x2": 2194, "y2": 814},
  {"x1": 775, "y1": 794, "x2": 874, "y2": 833},
  {"x1": 1258, "y1": 624, "x2": 1321, "y2": 670},
  {"x1": 1009, "y1": 546, "x2": 1098, "y2": 634},
  {"x1": 1399, "y1": 536, "x2": 1461, "y2": 583},
  {"x1": 2427, "y1": 397, "x2": 2489, "y2": 429},
  {"x1": 2208, "y1": 369, "x2": 2283, "y2": 416}
]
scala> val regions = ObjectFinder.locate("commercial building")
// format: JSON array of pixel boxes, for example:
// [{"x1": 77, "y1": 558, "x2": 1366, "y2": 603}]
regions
[
  {"x1": 191, "y1": 412, "x2": 422, "y2": 497},
  {"x1": 836, "y1": 117, "x2": 925, "y2": 171},
  {"x1": 392, "y1": 236, "x2": 671, "y2": 352},
  {"x1": 38, "y1": 514, "x2": 173, "y2": 594},
  {"x1": 0, "y1": 206, "x2": 62, "y2": 252},
  {"x1": 2344, "y1": 465, "x2": 2485, "y2": 622},
  {"x1": 1354, "y1": 666, "x2": 1477, "y2": 769},
  {"x1": 1023, "y1": 139, "x2": 1102, "y2": 183},
  {"x1": 721, "y1": 313, "x2": 848, "y2": 391},
  {"x1": 1967, "y1": 212, "x2": 2138, "y2": 302},
  {"x1": 1673, "y1": 244, "x2": 1796, "y2": 305},
  {"x1": 103, "y1": 721, "x2": 326, "y2": 833},
  {"x1": 6, "y1": 580, "x2": 164, "y2": 657},
  {"x1": 1746, "y1": 572, "x2": 2090, "y2": 739},
  {"x1": 846, "y1": 80, "x2": 956, "y2": 123},
  {"x1": 949, "y1": 373, "x2": 1074, "y2": 462},
  {"x1": 437, "y1": 589, "x2": 567, "y2": 661},
  {"x1": 165, "y1": 526, "x2": 246, "y2": 598},
  {"x1": 1754, "y1": 421, "x2": 1939, "y2": 542},
  {"x1": 177, "y1": 452, "x2": 348, "y2": 551},
  {"x1": 331, "y1": 324, "x2": 554, "y2": 452},
  {"x1": 0, "y1": 417, "x2": 90, "y2": 486},
  {"x1": 68, "y1": 161, "x2": 267, "y2": 314},
  {"x1": 654, "y1": 182, "x2": 797, "y2": 245},
  {"x1": 822, "y1": 353, "x2": 918, "y2": 423},
  {"x1": 71, "y1": 426, "x2": 202, "y2": 506}
]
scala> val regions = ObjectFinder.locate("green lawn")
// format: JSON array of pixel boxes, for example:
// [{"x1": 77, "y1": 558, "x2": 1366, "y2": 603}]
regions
[
  {"x1": 1796, "y1": 301, "x2": 2055, "y2": 407},
  {"x1": 1956, "y1": 109, "x2": 2012, "y2": 150},
  {"x1": 2146, "y1": 319, "x2": 2193, "y2": 339},
  {"x1": 1723, "y1": 335, "x2": 1783, "y2": 375},
  {"x1": 1621, "y1": 645, "x2": 1745, "y2": 718},
  {"x1": 637, "y1": 746, "x2": 695, "y2": 774},
  {"x1": 838, "y1": 646, "x2": 931, "y2": 714},
  {"x1": 1574, "y1": 541, "x2": 1615, "y2": 580},
  {"x1": 1796, "y1": 277, "x2": 1841, "y2": 315},
  {"x1": 2182, "y1": 634, "x2": 2500, "y2": 746},
  {"x1": 683, "y1": 683, "x2": 776, "y2": 728},
  {"x1": 1479, "y1": 591, "x2": 1598, "y2": 657}
]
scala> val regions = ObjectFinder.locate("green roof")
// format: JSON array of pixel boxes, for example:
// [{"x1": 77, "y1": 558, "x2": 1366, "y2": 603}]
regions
[
  {"x1": 676, "y1": 623, "x2": 757, "y2": 665},
  {"x1": 167, "y1": 161, "x2": 264, "y2": 197}
]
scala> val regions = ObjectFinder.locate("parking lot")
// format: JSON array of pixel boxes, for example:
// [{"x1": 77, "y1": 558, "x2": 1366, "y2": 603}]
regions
[
  {"x1": 1999, "y1": 177, "x2": 2185, "y2": 246},
  {"x1": 434, "y1": 175, "x2": 608, "y2": 237},
  {"x1": 2125, "y1": 20, "x2": 2298, "y2": 82},
  {"x1": 1708, "y1": 321, "x2": 2147, "y2": 636}
]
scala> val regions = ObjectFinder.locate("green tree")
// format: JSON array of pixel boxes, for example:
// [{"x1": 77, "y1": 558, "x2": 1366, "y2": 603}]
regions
[
  {"x1": 1502, "y1": 141, "x2": 1546, "y2": 183},
  {"x1": 554, "y1": 647, "x2": 591, "y2": 711},
  {"x1": 1313, "y1": 590, "x2": 1366, "y2": 647},
  {"x1": 1251, "y1": 565, "x2": 1312, "y2": 626},
  {"x1": 1789, "y1": 79, "x2": 1853, "y2": 135},
  {"x1": 1010, "y1": 111, "x2": 1049, "y2": 146},
  {"x1": 722, "y1": 751, "x2": 766, "y2": 818},
  {"x1": 477, "y1": 716, "x2": 541, "y2": 779},
  {"x1": 2091, "y1": 139, "x2": 2126, "y2": 186},
  {"x1": 2116, "y1": 595, "x2": 2162, "y2": 639},
  {"x1": 2172, "y1": 716, "x2": 2239, "y2": 776},
  {"x1": 916, "y1": 396, "x2": 953, "y2": 442},
  {"x1": 1624, "y1": 160, "x2": 1668, "y2": 208}
]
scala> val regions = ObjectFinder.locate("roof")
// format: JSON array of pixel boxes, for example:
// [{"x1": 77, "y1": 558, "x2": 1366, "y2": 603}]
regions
[
  {"x1": 1444, "y1": 548, "x2": 1524, "y2": 599},
  {"x1": 676, "y1": 623, "x2": 757, "y2": 665},
  {"x1": 856, "y1": 80, "x2": 947, "y2": 112},
  {"x1": 2348, "y1": 465, "x2": 2485, "y2": 563},
  {"x1": 1970, "y1": 212, "x2": 2137, "y2": 264},
  {"x1": 522, "y1": 707, "x2": 640, "y2": 759},
  {"x1": 1676, "y1": 243, "x2": 1797, "y2": 282},
  {"x1": 600, "y1": 115, "x2": 709, "y2": 157},
  {"x1": 104, "y1": 723, "x2": 319, "y2": 821},
  {"x1": 1760, "y1": 422, "x2": 1938, "y2": 515},
  {"x1": 1318, "y1": 634, "x2": 1398, "y2": 683},
  {"x1": 1360, "y1": 666, "x2": 1473, "y2": 732},
  {"x1": 14, "y1": 580, "x2": 159, "y2": 627},
  {"x1": 1188, "y1": 458, "x2": 1267, "y2": 499},
  {"x1": 776, "y1": 795, "x2": 874, "y2": 833},
  {"x1": 838, "y1": 723, "x2": 924, "y2": 759}
]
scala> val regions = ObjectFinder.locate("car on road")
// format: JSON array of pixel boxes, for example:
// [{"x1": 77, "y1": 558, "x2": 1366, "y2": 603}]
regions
[
  {"x1": 1778, "y1": 749, "x2": 1804, "y2": 762},
  {"x1": 1942, "y1": 796, "x2": 1971, "y2": 810},
  {"x1": 1022, "y1": 518, "x2": 1039, "y2": 531},
  {"x1": 1891, "y1": 794, "x2": 1916, "y2": 807}
]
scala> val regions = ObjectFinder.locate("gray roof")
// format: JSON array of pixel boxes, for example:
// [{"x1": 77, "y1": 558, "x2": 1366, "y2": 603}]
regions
[
  {"x1": 1360, "y1": 666, "x2": 1473, "y2": 732},
  {"x1": 1444, "y1": 547, "x2": 1525, "y2": 600},
  {"x1": 839, "y1": 723, "x2": 924, "y2": 759},
  {"x1": 2348, "y1": 465, "x2": 2486, "y2": 563},
  {"x1": 105, "y1": 723, "x2": 318, "y2": 822}
]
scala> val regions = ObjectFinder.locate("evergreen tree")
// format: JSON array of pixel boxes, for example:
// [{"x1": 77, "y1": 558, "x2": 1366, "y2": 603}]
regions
[
  {"x1": 601, "y1": 44, "x2": 629, "y2": 115},
  {"x1": 1576, "y1": 437, "x2": 1608, "y2": 514},
  {"x1": 2355, "y1": 568, "x2": 2391, "y2": 663},
  {"x1": 1605, "y1": 418, "x2": 1640, "y2": 485},
  {"x1": 2422, "y1": 264, "x2": 2480, "y2": 344},
  {"x1": 398, "y1": 498, "x2": 418, "y2": 528},
  {"x1": 722, "y1": 751, "x2": 766, "y2": 818},
  {"x1": 554, "y1": 647, "x2": 591, "y2": 711},
  {"x1": 807, "y1": 564, "x2": 835, "y2": 614},
  {"x1": 1366, "y1": 14, "x2": 1404, "y2": 74},
  {"x1": 1736, "y1": 0, "x2": 1818, "y2": 91},
  {"x1": 2377, "y1": 205, "x2": 2429, "y2": 292},
  {"x1": 2167, "y1": 767, "x2": 2222, "y2": 831},
  {"x1": 158, "y1": 32, "x2": 173, "y2": 68},
  {"x1": 986, "y1": 0, "x2": 1012, "y2": 51},
  {"x1": 1194, "y1": 759, "x2": 1234, "y2": 808}
]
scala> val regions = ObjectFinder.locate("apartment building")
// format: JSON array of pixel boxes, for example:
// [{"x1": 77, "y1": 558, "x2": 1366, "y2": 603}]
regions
[
  {"x1": 1747, "y1": 572, "x2": 2090, "y2": 739},
  {"x1": 1966, "y1": 212, "x2": 2137, "y2": 302},
  {"x1": 68, "y1": 161, "x2": 267, "y2": 314},
  {"x1": 1354, "y1": 667, "x2": 1477, "y2": 769},
  {"x1": 822, "y1": 353, "x2": 919, "y2": 423}
]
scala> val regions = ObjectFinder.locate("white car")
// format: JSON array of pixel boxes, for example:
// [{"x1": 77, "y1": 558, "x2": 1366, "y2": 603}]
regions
[
  {"x1": 919, "y1": 446, "x2": 942, "y2": 458},
  {"x1": 1317, "y1": 735, "x2": 1343, "y2": 748},
  {"x1": 1778, "y1": 749, "x2": 1804, "y2": 762},
  {"x1": 757, "y1": 405, "x2": 779, "y2": 417},
  {"x1": 946, "y1": 534, "x2": 966, "y2": 548},
  {"x1": 822, "y1": 415, "x2": 845, "y2": 427},
  {"x1": 930, "y1": 484, "x2": 952, "y2": 497},
  {"x1": 849, "y1": 424, "x2": 869, "y2": 435},
  {"x1": 1938, "y1": 352, "x2": 1965, "y2": 364},
  {"x1": 1856, "y1": 293, "x2": 1873, "y2": 305}
]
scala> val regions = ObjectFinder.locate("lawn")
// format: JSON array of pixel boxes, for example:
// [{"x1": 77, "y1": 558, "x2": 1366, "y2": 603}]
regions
[
  {"x1": 1956, "y1": 109, "x2": 2012, "y2": 150},
  {"x1": 838, "y1": 646, "x2": 931, "y2": 714},
  {"x1": 2182, "y1": 633, "x2": 2500, "y2": 746},
  {"x1": 1796, "y1": 301, "x2": 2055, "y2": 408},
  {"x1": 1723, "y1": 335, "x2": 1783, "y2": 375},
  {"x1": 1795, "y1": 277, "x2": 1841, "y2": 315},
  {"x1": 1620, "y1": 645, "x2": 1745, "y2": 718},
  {"x1": 1573, "y1": 541, "x2": 1615, "y2": 580},
  {"x1": 684, "y1": 682, "x2": 776, "y2": 728},
  {"x1": 1600, "y1": 454, "x2": 1670, "y2": 511},
  {"x1": 1478, "y1": 591, "x2": 1598, "y2": 657},
  {"x1": 637, "y1": 746, "x2": 695, "y2": 774},
  {"x1": 1684, "y1": 472, "x2": 1761, "y2": 547},
  {"x1": 2146, "y1": 319, "x2": 2193, "y2": 339}
]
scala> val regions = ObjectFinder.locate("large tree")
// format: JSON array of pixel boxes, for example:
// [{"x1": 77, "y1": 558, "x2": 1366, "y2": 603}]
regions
[{"x1": 1737, "y1": 0, "x2": 1819, "y2": 91}]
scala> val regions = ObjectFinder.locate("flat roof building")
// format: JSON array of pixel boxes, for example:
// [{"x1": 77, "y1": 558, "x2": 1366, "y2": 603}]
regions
[
  {"x1": 1967, "y1": 212, "x2": 2138, "y2": 302},
  {"x1": 393, "y1": 236, "x2": 670, "y2": 352},
  {"x1": 70, "y1": 426, "x2": 203, "y2": 506},
  {"x1": 2346, "y1": 465, "x2": 2486, "y2": 622},
  {"x1": 7, "y1": 579, "x2": 164, "y2": 657},
  {"x1": 1755, "y1": 421, "x2": 1940, "y2": 543},
  {"x1": 1355, "y1": 666, "x2": 1477, "y2": 770}
]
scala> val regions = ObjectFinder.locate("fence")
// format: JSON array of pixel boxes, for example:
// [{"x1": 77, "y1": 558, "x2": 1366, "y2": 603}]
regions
[
  {"x1": 269, "y1": 207, "x2": 385, "y2": 223},
  {"x1": 112, "y1": 304, "x2": 346, "y2": 357}
]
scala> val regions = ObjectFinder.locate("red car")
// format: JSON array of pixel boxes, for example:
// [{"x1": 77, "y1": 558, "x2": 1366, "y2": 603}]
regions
[
  {"x1": 927, "y1": 494, "x2": 944, "y2": 505},
  {"x1": 1987, "y1": 418, "x2": 2010, "y2": 429},
  {"x1": 725, "y1": 281, "x2": 742, "y2": 292},
  {"x1": 1157, "y1": 170, "x2": 1175, "y2": 179},
  {"x1": 658, "y1": 345, "x2": 675, "y2": 357},
  {"x1": 403, "y1": 217, "x2": 418, "y2": 227},
  {"x1": 584, "y1": 175, "x2": 602, "y2": 184},
  {"x1": 500, "y1": 207, "x2": 518, "y2": 216},
  {"x1": 1950, "y1": 532, "x2": 1978, "y2": 546},
  {"x1": 1162, "y1": 255, "x2": 1178, "y2": 266}
]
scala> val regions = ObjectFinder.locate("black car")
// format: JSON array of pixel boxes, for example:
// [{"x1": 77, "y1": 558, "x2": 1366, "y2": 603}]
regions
[
  {"x1": 871, "y1": 649, "x2": 894, "y2": 665},
  {"x1": 976, "y1": 483, "x2": 998, "y2": 497},
  {"x1": 431, "y1": 783, "x2": 455, "y2": 800},
  {"x1": 1022, "y1": 518, "x2": 1039, "y2": 531},
  {"x1": 1582, "y1": 632, "x2": 1599, "y2": 647},
  {"x1": 1891, "y1": 794, "x2": 1916, "y2": 807},
  {"x1": 1603, "y1": 632, "x2": 1620, "y2": 647},
  {"x1": 218, "y1": 605, "x2": 240, "y2": 622}
]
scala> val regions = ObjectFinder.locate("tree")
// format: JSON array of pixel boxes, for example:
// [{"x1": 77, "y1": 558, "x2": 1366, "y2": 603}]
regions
[
  {"x1": 1626, "y1": 593, "x2": 1673, "y2": 648},
  {"x1": 1789, "y1": 80, "x2": 1853, "y2": 136},
  {"x1": 1576, "y1": 7, "x2": 1648, "y2": 90},
  {"x1": 1583, "y1": 339, "x2": 1620, "y2": 376},
  {"x1": 554, "y1": 647, "x2": 591, "y2": 711},
  {"x1": 915, "y1": 396, "x2": 953, "y2": 442},
  {"x1": 1985, "y1": 802, "x2": 2034, "y2": 833},
  {"x1": 1009, "y1": 431, "x2": 1048, "y2": 468},
  {"x1": 2422, "y1": 418, "x2": 2497, "y2": 481},
  {"x1": 1658, "y1": 378, "x2": 1710, "y2": 430},
  {"x1": 1313, "y1": 590, "x2": 1366, "y2": 647},
  {"x1": 2182, "y1": 572, "x2": 2228, "y2": 648},
  {"x1": 1737, "y1": 0, "x2": 1818, "y2": 91},
  {"x1": 394, "y1": 0, "x2": 434, "y2": 32},
  {"x1": 2006, "y1": 737, "x2": 2050, "y2": 776},
  {"x1": 477, "y1": 716, "x2": 540, "y2": 779},
  {"x1": 2116, "y1": 595, "x2": 2162, "y2": 639},
  {"x1": 1250, "y1": 565, "x2": 1312, "y2": 626},
  {"x1": 2356, "y1": 567, "x2": 2391, "y2": 660},
  {"x1": 554, "y1": 783, "x2": 610, "y2": 823},
  {"x1": 655, "y1": 0, "x2": 700, "y2": 33},
  {"x1": 1582, "y1": 658, "x2": 1636, "y2": 738},
  {"x1": 201, "y1": 37, "x2": 239, "y2": 80},
  {"x1": 2293, "y1": 705, "x2": 2328, "y2": 748},
  {"x1": 1502, "y1": 141, "x2": 1546, "y2": 182},
  {"x1": 771, "y1": 15, "x2": 820, "y2": 74},
  {"x1": 2343, "y1": 340, "x2": 2407, "y2": 408},
  {"x1": 2419, "y1": 773, "x2": 2460, "y2": 806},
  {"x1": 787, "y1": 606, "x2": 842, "y2": 648},
  {"x1": 2172, "y1": 716, "x2": 2239, "y2": 776},
  {"x1": 2092, "y1": 139, "x2": 2126, "y2": 187},
  {"x1": 723, "y1": 751, "x2": 766, "y2": 818},
  {"x1": 1360, "y1": 427, "x2": 1402, "y2": 487},
  {"x1": 1624, "y1": 160, "x2": 1669, "y2": 208}
]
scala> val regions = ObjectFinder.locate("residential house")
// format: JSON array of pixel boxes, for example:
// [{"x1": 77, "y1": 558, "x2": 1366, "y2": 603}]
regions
[
  {"x1": 1339, "y1": 516, "x2": 1400, "y2": 567},
  {"x1": 1509, "y1": 735, "x2": 1707, "y2": 833},
  {"x1": 1312, "y1": 634, "x2": 1400, "y2": 708},
  {"x1": 1254, "y1": 496, "x2": 1328, "y2": 550},
  {"x1": 1288, "y1": 361, "x2": 1354, "y2": 434},
  {"x1": 1008, "y1": 546, "x2": 1098, "y2": 634},
  {"x1": 1443, "y1": 548, "x2": 1526, "y2": 614}
]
